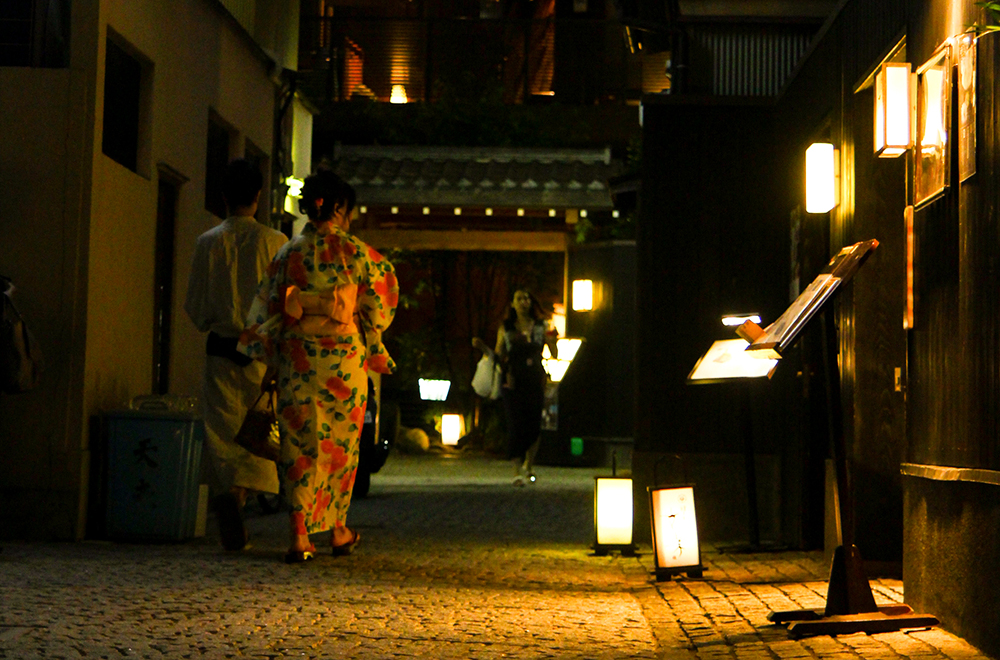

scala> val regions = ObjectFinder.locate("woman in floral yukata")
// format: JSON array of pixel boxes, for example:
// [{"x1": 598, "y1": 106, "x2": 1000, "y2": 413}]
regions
[{"x1": 239, "y1": 169, "x2": 398, "y2": 563}]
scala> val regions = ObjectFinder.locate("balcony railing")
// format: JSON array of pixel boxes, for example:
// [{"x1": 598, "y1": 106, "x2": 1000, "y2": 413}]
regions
[{"x1": 298, "y1": 17, "x2": 671, "y2": 106}]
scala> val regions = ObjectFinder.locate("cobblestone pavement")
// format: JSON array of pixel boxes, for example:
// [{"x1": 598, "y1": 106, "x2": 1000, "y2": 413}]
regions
[{"x1": 0, "y1": 453, "x2": 994, "y2": 659}]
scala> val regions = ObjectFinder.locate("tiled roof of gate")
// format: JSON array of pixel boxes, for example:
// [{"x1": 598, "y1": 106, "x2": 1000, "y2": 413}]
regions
[{"x1": 331, "y1": 145, "x2": 622, "y2": 210}]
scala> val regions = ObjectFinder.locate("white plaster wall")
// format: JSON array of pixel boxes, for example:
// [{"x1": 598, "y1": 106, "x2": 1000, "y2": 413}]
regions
[
  {"x1": 91, "y1": 0, "x2": 278, "y2": 415},
  {"x1": 0, "y1": 0, "x2": 287, "y2": 540},
  {"x1": 292, "y1": 97, "x2": 313, "y2": 180}
]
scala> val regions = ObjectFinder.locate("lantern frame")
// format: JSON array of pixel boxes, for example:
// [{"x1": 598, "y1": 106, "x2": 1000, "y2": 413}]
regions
[
  {"x1": 593, "y1": 476, "x2": 636, "y2": 556},
  {"x1": 874, "y1": 61, "x2": 914, "y2": 158},
  {"x1": 648, "y1": 483, "x2": 704, "y2": 581}
]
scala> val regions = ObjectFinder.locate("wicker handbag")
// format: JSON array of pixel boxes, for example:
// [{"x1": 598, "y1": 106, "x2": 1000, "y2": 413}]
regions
[{"x1": 235, "y1": 388, "x2": 280, "y2": 462}]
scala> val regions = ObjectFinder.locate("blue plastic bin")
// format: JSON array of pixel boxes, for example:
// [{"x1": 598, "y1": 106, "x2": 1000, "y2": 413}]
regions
[{"x1": 104, "y1": 407, "x2": 204, "y2": 541}]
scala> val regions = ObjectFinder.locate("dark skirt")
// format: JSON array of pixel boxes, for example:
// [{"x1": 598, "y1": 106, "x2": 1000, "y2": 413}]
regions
[{"x1": 501, "y1": 364, "x2": 545, "y2": 462}]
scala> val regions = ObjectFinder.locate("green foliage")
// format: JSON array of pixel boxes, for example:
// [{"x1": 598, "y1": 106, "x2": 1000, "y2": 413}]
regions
[
  {"x1": 967, "y1": 1, "x2": 1000, "y2": 36},
  {"x1": 573, "y1": 210, "x2": 635, "y2": 243},
  {"x1": 390, "y1": 325, "x2": 450, "y2": 388}
]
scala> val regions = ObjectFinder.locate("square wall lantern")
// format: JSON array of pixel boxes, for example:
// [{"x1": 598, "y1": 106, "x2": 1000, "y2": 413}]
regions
[
  {"x1": 648, "y1": 485, "x2": 703, "y2": 580},
  {"x1": 593, "y1": 476, "x2": 634, "y2": 555},
  {"x1": 805, "y1": 143, "x2": 839, "y2": 213},
  {"x1": 572, "y1": 279, "x2": 594, "y2": 311},
  {"x1": 418, "y1": 378, "x2": 451, "y2": 401},
  {"x1": 875, "y1": 62, "x2": 914, "y2": 158}
]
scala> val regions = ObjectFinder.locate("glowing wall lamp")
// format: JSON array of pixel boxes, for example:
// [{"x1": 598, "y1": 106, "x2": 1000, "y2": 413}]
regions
[
  {"x1": 920, "y1": 64, "x2": 947, "y2": 151},
  {"x1": 875, "y1": 62, "x2": 914, "y2": 158},
  {"x1": 805, "y1": 143, "x2": 839, "y2": 213},
  {"x1": 648, "y1": 484, "x2": 703, "y2": 580},
  {"x1": 390, "y1": 84, "x2": 408, "y2": 104},
  {"x1": 418, "y1": 378, "x2": 451, "y2": 401},
  {"x1": 593, "y1": 472, "x2": 635, "y2": 556},
  {"x1": 572, "y1": 279, "x2": 594, "y2": 311},
  {"x1": 440, "y1": 414, "x2": 464, "y2": 446}
]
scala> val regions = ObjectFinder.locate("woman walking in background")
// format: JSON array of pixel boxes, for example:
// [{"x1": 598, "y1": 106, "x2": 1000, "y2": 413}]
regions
[
  {"x1": 474, "y1": 290, "x2": 557, "y2": 486},
  {"x1": 239, "y1": 170, "x2": 398, "y2": 563}
]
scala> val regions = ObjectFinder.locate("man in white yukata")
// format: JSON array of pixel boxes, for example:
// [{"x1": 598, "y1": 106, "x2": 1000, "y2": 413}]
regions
[{"x1": 185, "y1": 158, "x2": 288, "y2": 551}]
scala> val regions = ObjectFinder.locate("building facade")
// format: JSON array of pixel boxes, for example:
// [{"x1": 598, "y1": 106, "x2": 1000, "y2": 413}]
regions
[
  {"x1": 638, "y1": 0, "x2": 1000, "y2": 653},
  {"x1": 0, "y1": 0, "x2": 311, "y2": 540}
]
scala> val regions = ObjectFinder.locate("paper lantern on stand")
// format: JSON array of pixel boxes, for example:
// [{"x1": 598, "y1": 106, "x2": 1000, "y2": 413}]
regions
[
  {"x1": 647, "y1": 456, "x2": 703, "y2": 580},
  {"x1": 593, "y1": 452, "x2": 635, "y2": 556},
  {"x1": 440, "y1": 414, "x2": 463, "y2": 446}
]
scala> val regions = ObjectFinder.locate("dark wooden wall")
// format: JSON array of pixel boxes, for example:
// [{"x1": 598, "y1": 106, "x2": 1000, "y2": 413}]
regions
[
  {"x1": 636, "y1": 97, "x2": 807, "y2": 544},
  {"x1": 636, "y1": 0, "x2": 1000, "y2": 649},
  {"x1": 765, "y1": 0, "x2": 912, "y2": 562},
  {"x1": 558, "y1": 241, "x2": 637, "y2": 445},
  {"x1": 903, "y1": 0, "x2": 1000, "y2": 472},
  {"x1": 903, "y1": 1, "x2": 1000, "y2": 653},
  {"x1": 768, "y1": 0, "x2": 1000, "y2": 653}
]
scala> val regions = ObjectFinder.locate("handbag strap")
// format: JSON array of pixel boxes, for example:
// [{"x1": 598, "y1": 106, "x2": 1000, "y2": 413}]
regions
[{"x1": 249, "y1": 389, "x2": 268, "y2": 411}]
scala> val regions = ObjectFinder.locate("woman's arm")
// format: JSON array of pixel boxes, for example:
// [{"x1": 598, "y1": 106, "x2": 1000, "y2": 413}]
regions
[
  {"x1": 358, "y1": 246, "x2": 399, "y2": 374},
  {"x1": 471, "y1": 336, "x2": 492, "y2": 356},
  {"x1": 543, "y1": 320, "x2": 558, "y2": 359},
  {"x1": 494, "y1": 326, "x2": 506, "y2": 359}
]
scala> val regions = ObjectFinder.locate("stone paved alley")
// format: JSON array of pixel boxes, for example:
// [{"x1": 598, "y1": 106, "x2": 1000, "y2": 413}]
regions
[{"x1": 0, "y1": 453, "x2": 993, "y2": 659}]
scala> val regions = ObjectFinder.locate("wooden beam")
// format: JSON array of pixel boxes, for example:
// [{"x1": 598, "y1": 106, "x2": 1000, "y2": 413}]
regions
[{"x1": 354, "y1": 229, "x2": 570, "y2": 252}]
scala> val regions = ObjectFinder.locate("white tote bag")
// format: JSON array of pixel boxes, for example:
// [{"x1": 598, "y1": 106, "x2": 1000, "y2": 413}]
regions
[{"x1": 472, "y1": 353, "x2": 502, "y2": 400}]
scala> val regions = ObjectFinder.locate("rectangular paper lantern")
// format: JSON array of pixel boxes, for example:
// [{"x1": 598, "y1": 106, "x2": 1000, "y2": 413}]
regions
[{"x1": 594, "y1": 476, "x2": 634, "y2": 554}]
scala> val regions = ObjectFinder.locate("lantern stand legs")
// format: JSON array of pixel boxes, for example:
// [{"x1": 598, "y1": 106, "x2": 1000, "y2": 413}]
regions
[
  {"x1": 716, "y1": 383, "x2": 790, "y2": 554},
  {"x1": 767, "y1": 312, "x2": 938, "y2": 637},
  {"x1": 653, "y1": 566, "x2": 703, "y2": 581},
  {"x1": 648, "y1": 458, "x2": 703, "y2": 581}
]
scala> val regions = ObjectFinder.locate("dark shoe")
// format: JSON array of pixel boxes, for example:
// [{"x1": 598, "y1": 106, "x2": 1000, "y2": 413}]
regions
[
  {"x1": 212, "y1": 493, "x2": 248, "y2": 551},
  {"x1": 331, "y1": 528, "x2": 360, "y2": 556},
  {"x1": 284, "y1": 549, "x2": 315, "y2": 564}
]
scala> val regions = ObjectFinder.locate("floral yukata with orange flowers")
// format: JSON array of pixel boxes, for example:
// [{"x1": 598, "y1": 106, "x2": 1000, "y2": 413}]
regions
[{"x1": 239, "y1": 220, "x2": 397, "y2": 536}]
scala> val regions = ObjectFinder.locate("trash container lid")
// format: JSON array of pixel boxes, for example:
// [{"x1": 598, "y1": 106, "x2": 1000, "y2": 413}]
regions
[{"x1": 106, "y1": 395, "x2": 201, "y2": 420}]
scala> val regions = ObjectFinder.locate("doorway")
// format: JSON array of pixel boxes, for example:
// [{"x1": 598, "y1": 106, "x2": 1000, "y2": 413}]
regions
[{"x1": 153, "y1": 165, "x2": 187, "y2": 395}]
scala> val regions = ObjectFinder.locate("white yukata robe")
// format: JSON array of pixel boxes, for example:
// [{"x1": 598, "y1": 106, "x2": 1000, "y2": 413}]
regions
[{"x1": 185, "y1": 215, "x2": 288, "y2": 495}]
